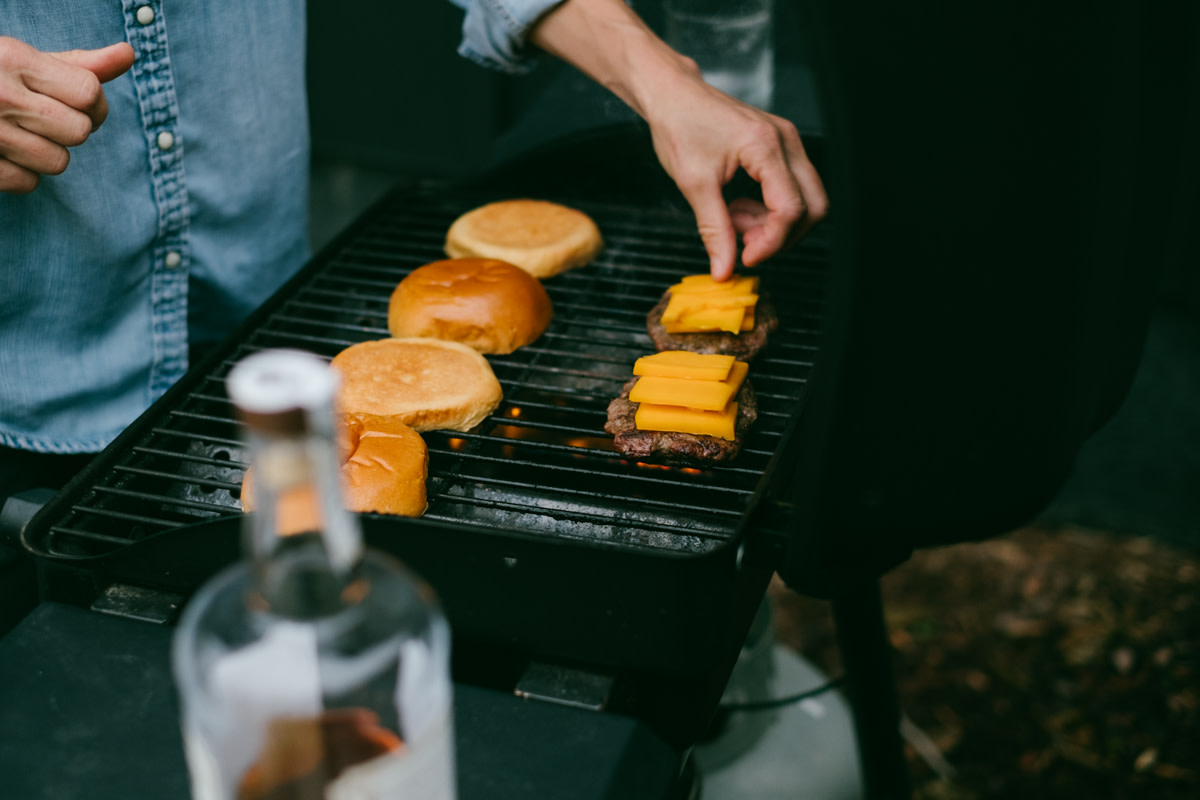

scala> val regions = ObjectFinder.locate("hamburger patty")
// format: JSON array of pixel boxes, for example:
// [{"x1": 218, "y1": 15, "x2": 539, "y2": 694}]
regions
[
  {"x1": 604, "y1": 377, "x2": 758, "y2": 465},
  {"x1": 647, "y1": 290, "x2": 779, "y2": 361}
]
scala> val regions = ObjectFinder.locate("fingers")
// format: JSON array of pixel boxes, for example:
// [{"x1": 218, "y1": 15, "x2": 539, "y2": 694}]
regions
[
  {"x1": 675, "y1": 173, "x2": 740, "y2": 281},
  {"x1": 0, "y1": 121, "x2": 70, "y2": 175},
  {"x1": 7, "y1": 87, "x2": 94, "y2": 144},
  {"x1": 52, "y1": 42, "x2": 136, "y2": 85},
  {"x1": 0, "y1": 38, "x2": 131, "y2": 192},
  {"x1": 26, "y1": 50, "x2": 108, "y2": 132},
  {"x1": 0, "y1": 156, "x2": 40, "y2": 194},
  {"x1": 734, "y1": 119, "x2": 829, "y2": 267},
  {"x1": 782, "y1": 136, "x2": 828, "y2": 241}
]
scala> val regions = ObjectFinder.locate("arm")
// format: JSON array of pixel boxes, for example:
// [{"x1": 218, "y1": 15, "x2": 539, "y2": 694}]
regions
[
  {"x1": 527, "y1": 0, "x2": 828, "y2": 280},
  {"x1": 0, "y1": 37, "x2": 135, "y2": 194}
]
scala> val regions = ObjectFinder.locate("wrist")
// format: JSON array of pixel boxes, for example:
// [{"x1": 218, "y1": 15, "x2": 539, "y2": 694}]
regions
[
  {"x1": 608, "y1": 27, "x2": 697, "y2": 121},
  {"x1": 530, "y1": 0, "x2": 696, "y2": 121}
]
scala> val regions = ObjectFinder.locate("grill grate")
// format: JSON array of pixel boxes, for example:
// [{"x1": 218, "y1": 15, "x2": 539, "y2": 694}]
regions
[{"x1": 38, "y1": 189, "x2": 827, "y2": 560}]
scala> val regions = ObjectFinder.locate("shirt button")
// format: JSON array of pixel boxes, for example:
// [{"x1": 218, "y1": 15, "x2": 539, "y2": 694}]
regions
[
  {"x1": 164, "y1": 251, "x2": 182, "y2": 269},
  {"x1": 136, "y1": 5, "x2": 155, "y2": 25},
  {"x1": 156, "y1": 131, "x2": 175, "y2": 151}
]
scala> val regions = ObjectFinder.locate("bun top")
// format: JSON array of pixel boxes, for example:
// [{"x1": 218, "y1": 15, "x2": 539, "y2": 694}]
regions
[
  {"x1": 444, "y1": 199, "x2": 603, "y2": 279},
  {"x1": 388, "y1": 258, "x2": 552, "y2": 354},
  {"x1": 331, "y1": 338, "x2": 503, "y2": 432}
]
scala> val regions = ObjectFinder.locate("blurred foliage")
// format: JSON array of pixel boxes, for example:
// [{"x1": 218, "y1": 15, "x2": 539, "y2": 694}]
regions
[{"x1": 769, "y1": 525, "x2": 1200, "y2": 800}]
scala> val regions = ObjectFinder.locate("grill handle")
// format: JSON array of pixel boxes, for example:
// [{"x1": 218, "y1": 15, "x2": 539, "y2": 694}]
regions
[{"x1": 0, "y1": 488, "x2": 55, "y2": 552}]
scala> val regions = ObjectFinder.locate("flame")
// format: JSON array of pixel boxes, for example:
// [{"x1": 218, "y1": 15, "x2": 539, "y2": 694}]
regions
[
  {"x1": 447, "y1": 438, "x2": 467, "y2": 451},
  {"x1": 507, "y1": 407, "x2": 522, "y2": 418},
  {"x1": 634, "y1": 462, "x2": 704, "y2": 475}
]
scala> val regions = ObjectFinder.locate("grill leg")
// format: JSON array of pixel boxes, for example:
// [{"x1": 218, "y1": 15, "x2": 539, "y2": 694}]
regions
[{"x1": 832, "y1": 580, "x2": 911, "y2": 800}]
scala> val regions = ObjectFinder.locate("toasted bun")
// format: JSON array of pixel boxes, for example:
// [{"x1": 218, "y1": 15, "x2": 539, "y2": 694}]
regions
[
  {"x1": 331, "y1": 338, "x2": 503, "y2": 432},
  {"x1": 240, "y1": 414, "x2": 428, "y2": 521},
  {"x1": 342, "y1": 414, "x2": 428, "y2": 517},
  {"x1": 444, "y1": 199, "x2": 603, "y2": 279},
  {"x1": 388, "y1": 258, "x2": 552, "y2": 354}
]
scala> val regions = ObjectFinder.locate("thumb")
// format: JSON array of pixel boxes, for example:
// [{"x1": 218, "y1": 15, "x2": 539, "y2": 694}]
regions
[
  {"x1": 52, "y1": 42, "x2": 135, "y2": 83},
  {"x1": 681, "y1": 183, "x2": 738, "y2": 282}
]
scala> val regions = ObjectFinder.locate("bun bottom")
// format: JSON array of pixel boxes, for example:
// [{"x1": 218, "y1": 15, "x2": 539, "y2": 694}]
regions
[{"x1": 240, "y1": 414, "x2": 428, "y2": 523}]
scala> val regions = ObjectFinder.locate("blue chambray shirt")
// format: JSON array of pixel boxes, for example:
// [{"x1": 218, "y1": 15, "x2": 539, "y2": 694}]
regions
[
  {"x1": 0, "y1": 0, "x2": 558, "y2": 455},
  {"x1": 0, "y1": 0, "x2": 310, "y2": 454},
  {"x1": 448, "y1": 0, "x2": 564, "y2": 74}
]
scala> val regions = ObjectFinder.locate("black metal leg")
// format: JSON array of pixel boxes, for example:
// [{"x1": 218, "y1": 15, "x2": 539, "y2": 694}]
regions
[{"x1": 832, "y1": 580, "x2": 911, "y2": 800}]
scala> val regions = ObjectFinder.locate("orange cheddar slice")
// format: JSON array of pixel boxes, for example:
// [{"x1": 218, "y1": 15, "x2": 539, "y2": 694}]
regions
[
  {"x1": 661, "y1": 292, "x2": 759, "y2": 324},
  {"x1": 633, "y1": 351, "x2": 735, "y2": 381},
  {"x1": 740, "y1": 307, "x2": 755, "y2": 332},
  {"x1": 672, "y1": 275, "x2": 760, "y2": 295},
  {"x1": 663, "y1": 306, "x2": 746, "y2": 334},
  {"x1": 635, "y1": 401, "x2": 738, "y2": 441},
  {"x1": 629, "y1": 361, "x2": 748, "y2": 412}
]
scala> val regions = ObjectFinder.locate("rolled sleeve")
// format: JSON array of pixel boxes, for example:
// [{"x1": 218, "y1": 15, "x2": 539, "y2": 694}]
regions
[{"x1": 447, "y1": 0, "x2": 565, "y2": 74}]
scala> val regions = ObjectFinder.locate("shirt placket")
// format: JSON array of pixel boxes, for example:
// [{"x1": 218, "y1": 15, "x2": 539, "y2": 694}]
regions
[{"x1": 123, "y1": 0, "x2": 190, "y2": 399}]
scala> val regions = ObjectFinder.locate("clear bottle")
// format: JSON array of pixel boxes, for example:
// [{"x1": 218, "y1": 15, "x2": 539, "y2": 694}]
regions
[{"x1": 172, "y1": 349, "x2": 456, "y2": 800}]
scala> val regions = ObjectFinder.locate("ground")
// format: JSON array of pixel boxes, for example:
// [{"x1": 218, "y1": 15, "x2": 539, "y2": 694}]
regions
[{"x1": 769, "y1": 525, "x2": 1200, "y2": 800}]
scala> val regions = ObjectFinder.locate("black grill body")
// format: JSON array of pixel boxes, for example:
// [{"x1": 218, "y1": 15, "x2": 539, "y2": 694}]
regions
[{"x1": 23, "y1": 130, "x2": 828, "y2": 750}]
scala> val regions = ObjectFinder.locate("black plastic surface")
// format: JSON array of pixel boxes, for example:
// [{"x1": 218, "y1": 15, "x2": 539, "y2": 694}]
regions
[{"x1": 0, "y1": 602, "x2": 681, "y2": 800}]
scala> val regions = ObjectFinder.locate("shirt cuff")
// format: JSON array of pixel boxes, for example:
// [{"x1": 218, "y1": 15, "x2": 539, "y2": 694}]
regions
[{"x1": 449, "y1": 0, "x2": 565, "y2": 75}]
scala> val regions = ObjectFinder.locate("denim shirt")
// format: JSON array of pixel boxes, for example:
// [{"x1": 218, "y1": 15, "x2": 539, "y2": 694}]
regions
[
  {"x1": 0, "y1": 0, "x2": 310, "y2": 454},
  {"x1": 0, "y1": 0, "x2": 556, "y2": 454},
  {"x1": 449, "y1": 0, "x2": 564, "y2": 74}
]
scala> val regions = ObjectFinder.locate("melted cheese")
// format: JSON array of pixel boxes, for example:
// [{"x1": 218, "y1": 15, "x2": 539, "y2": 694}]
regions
[
  {"x1": 629, "y1": 361, "x2": 749, "y2": 412},
  {"x1": 633, "y1": 351, "x2": 735, "y2": 381},
  {"x1": 635, "y1": 401, "x2": 738, "y2": 441}
]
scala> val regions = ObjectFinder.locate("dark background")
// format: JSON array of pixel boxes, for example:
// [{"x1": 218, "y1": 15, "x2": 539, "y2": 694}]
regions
[{"x1": 304, "y1": 0, "x2": 1199, "y2": 557}]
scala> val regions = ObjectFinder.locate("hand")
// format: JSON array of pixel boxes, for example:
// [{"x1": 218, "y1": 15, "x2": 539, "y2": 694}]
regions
[
  {"x1": 527, "y1": 0, "x2": 827, "y2": 280},
  {"x1": 0, "y1": 37, "x2": 135, "y2": 194},
  {"x1": 642, "y1": 61, "x2": 828, "y2": 279}
]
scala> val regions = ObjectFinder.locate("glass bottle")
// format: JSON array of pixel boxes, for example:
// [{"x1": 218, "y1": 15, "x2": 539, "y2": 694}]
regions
[{"x1": 172, "y1": 349, "x2": 455, "y2": 800}]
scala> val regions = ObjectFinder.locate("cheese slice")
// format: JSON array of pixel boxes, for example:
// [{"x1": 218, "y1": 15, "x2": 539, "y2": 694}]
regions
[
  {"x1": 635, "y1": 401, "x2": 738, "y2": 441},
  {"x1": 661, "y1": 292, "x2": 759, "y2": 324},
  {"x1": 740, "y1": 308, "x2": 755, "y2": 332},
  {"x1": 663, "y1": 306, "x2": 746, "y2": 334},
  {"x1": 671, "y1": 275, "x2": 760, "y2": 295},
  {"x1": 633, "y1": 351, "x2": 734, "y2": 381},
  {"x1": 629, "y1": 361, "x2": 749, "y2": 412}
]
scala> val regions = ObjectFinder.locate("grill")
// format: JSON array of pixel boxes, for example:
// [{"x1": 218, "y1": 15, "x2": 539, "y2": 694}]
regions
[
  {"x1": 33, "y1": 192, "x2": 824, "y2": 561},
  {"x1": 20, "y1": 131, "x2": 830, "y2": 752}
]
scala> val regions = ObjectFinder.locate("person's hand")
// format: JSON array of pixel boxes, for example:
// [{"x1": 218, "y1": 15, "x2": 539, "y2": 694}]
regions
[
  {"x1": 0, "y1": 37, "x2": 135, "y2": 194},
  {"x1": 642, "y1": 58, "x2": 827, "y2": 280},
  {"x1": 528, "y1": 0, "x2": 828, "y2": 280}
]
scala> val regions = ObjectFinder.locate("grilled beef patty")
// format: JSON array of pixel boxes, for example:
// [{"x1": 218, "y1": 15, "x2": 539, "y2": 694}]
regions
[
  {"x1": 647, "y1": 290, "x2": 779, "y2": 361},
  {"x1": 604, "y1": 377, "x2": 758, "y2": 465}
]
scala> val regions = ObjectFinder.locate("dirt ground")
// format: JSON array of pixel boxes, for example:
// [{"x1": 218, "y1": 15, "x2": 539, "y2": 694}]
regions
[{"x1": 768, "y1": 525, "x2": 1200, "y2": 800}]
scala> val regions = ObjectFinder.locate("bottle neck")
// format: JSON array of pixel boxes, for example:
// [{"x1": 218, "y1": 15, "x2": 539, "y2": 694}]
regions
[{"x1": 243, "y1": 426, "x2": 364, "y2": 619}]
